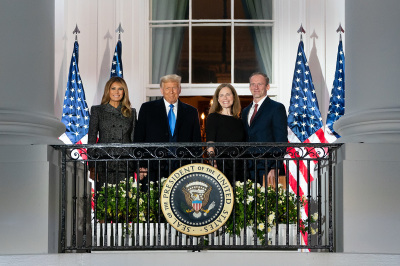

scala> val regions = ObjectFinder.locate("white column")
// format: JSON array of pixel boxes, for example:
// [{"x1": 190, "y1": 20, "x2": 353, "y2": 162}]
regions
[
  {"x1": 0, "y1": 0, "x2": 64, "y2": 254},
  {"x1": 334, "y1": 0, "x2": 400, "y2": 143},
  {"x1": 335, "y1": 0, "x2": 400, "y2": 254},
  {"x1": 0, "y1": 0, "x2": 65, "y2": 145}
]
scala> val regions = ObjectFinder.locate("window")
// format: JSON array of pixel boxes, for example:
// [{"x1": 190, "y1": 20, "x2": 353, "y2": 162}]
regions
[{"x1": 149, "y1": 0, "x2": 273, "y2": 87}]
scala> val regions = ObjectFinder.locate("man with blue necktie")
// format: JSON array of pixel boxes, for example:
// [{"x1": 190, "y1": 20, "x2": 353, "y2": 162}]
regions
[
  {"x1": 135, "y1": 74, "x2": 201, "y2": 184},
  {"x1": 242, "y1": 72, "x2": 288, "y2": 187}
]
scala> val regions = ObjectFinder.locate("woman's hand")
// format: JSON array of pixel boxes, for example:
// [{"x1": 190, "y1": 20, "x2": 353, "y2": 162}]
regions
[{"x1": 207, "y1": 147, "x2": 218, "y2": 168}]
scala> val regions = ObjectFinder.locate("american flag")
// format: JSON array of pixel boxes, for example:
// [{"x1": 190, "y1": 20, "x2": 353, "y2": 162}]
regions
[
  {"x1": 59, "y1": 41, "x2": 90, "y2": 147},
  {"x1": 286, "y1": 40, "x2": 328, "y2": 245},
  {"x1": 325, "y1": 39, "x2": 345, "y2": 142},
  {"x1": 110, "y1": 40, "x2": 123, "y2": 78}
]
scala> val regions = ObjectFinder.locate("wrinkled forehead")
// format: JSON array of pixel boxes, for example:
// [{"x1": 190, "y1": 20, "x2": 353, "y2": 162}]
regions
[
  {"x1": 161, "y1": 81, "x2": 180, "y2": 88},
  {"x1": 250, "y1": 74, "x2": 267, "y2": 83}
]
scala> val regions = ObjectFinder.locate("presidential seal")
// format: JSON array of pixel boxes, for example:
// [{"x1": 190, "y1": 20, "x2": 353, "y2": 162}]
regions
[{"x1": 161, "y1": 163, "x2": 234, "y2": 236}]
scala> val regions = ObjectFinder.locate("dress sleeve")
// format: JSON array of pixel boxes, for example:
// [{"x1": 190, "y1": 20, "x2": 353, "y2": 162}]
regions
[
  {"x1": 88, "y1": 106, "x2": 99, "y2": 144},
  {"x1": 131, "y1": 108, "x2": 137, "y2": 142},
  {"x1": 88, "y1": 106, "x2": 99, "y2": 168},
  {"x1": 205, "y1": 113, "x2": 218, "y2": 142}
]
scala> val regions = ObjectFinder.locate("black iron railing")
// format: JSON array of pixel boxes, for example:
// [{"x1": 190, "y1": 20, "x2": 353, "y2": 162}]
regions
[{"x1": 52, "y1": 142, "x2": 342, "y2": 253}]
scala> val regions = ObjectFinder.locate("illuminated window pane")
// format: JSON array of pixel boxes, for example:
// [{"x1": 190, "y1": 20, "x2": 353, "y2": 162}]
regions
[
  {"x1": 234, "y1": 26, "x2": 272, "y2": 83},
  {"x1": 235, "y1": 0, "x2": 272, "y2": 20},
  {"x1": 192, "y1": 26, "x2": 231, "y2": 83},
  {"x1": 192, "y1": 0, "x2": 231, "y2": 19}
]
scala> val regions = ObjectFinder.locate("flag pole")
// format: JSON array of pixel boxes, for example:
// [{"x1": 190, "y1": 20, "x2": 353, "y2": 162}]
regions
[
  {"x1": 116, "y1": 23, "x2": 124, "y2": 41},
  {"x1": 297, "y1": 24, "x2": 306, "y2": 41},
  {"x1": 73, "y1": 24, "x2": 80, "y2": 41},
  {"x1": 336, "y1": 23, "x2": 345, "y2": 40}
]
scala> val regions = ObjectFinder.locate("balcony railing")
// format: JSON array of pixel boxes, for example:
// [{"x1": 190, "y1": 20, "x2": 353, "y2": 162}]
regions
[{"x1": 52, "y1": 142, "x2": 342, "y2": 253}]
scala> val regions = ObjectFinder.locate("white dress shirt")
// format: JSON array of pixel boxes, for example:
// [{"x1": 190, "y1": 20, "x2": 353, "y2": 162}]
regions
[{"x1": 247, "y1": 95, "x2": 267, "y2": 125}]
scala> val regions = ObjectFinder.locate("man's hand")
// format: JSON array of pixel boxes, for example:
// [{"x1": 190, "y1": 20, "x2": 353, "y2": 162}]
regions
[
  {"x1": 263, "y1": 168, "x2": 279, "y2": 188},
  {"x1": 89, "y1": 167, "x2": 96, "y2": 181},
  {"x1": 138, "y1": 167, "x2": 148, "y2": 181}
]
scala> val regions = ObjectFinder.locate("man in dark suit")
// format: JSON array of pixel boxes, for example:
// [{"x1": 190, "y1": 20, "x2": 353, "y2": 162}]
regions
[
  {"x1": 134, "y1": 74, "x2": 201, "y2": 183},
  {"x1": 242, "y1": 72, "x2": 288, "y2": 186}
]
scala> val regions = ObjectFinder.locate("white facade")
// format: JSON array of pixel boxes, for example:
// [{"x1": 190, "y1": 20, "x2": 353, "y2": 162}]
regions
[{"x1": 2, "y1": 0, "x2": 400, "y2": 265}]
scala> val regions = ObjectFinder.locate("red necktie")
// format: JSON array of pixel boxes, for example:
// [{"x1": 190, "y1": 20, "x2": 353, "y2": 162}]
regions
[{"x1": 250, "y1": 103, "x2": 258, "y2": 125}]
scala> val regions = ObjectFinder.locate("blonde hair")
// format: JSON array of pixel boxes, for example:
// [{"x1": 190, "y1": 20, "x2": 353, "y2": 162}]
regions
[
  {"x1": 209, "y1": 83, "x2": 241, "y2": 118},
  {"x1": 101, "y1": 77, "x2": 132, "y2": 117},
  {"x1": 160, "y1": 74, "x2": 182, "y2": 87}
]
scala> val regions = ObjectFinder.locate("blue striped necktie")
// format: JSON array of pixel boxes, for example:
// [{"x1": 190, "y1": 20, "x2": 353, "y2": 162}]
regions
[{"x1": 168, "y1": 104, "x2": 176, "y2": 135}]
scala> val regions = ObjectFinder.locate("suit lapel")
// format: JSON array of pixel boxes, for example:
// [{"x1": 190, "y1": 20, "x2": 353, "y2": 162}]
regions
[
  {"x1": 250, "y1": 97, "x2": 270, "y2": 126},
  {"x1": 158, "y1": 98, "x2": 170, "y2": 132},
  {"x1": 174, "y1": 100, "x2": 184, "y2": 135}
]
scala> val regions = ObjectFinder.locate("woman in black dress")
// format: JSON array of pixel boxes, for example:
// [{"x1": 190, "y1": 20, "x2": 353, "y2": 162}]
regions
[{"x1": 206, "y1": 83, "x2": 245, "y2": 184}]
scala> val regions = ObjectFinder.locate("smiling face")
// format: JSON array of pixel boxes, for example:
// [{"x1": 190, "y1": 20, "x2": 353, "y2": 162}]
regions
[
  {"x1": 218, "y1": 86, "x2": 234, "y2": 109},
  {"x1": 108, "y1": 81, "x2": 124, "y2": 105},
  {"x1": 249, "y1": 74, "x2": 270, "y2": 103},
  {"x1": 160, "y1": 81, "x2": 181, "y2": 104}
]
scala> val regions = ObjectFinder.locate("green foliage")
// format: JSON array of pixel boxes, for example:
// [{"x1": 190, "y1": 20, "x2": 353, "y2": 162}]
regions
[
  {"x1": 225, "y1": 180, "x2": 315, "y2": 243},
  {"x1": 94, "y1": 177, "x2": 167, "y2": 223}
]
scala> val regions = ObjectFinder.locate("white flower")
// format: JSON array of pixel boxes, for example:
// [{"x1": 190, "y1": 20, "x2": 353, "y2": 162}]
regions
[
  {"x1": 268, "y1": 227, "x2": 272, "y2": 233},
  {"x1": 246, "y1": 196, "x2": 254, "y2": 204},
  {"x1": 139, "y1": 198, "x2": 144, "y2": 204},
  {"x1": 128, "y1": 192, "x2": 132, "y2": 198},
  {"x1": 312, "y1": 213, "x2": 318, "y2": 221},
  {"x1": 258, "y1": 223, "x2": 265, "y2": 231},
  {"x1": 278, "y1": 184, "x2": 283, "y2": 188},
  {"x1": 257, "y1": 183, "x2": 261, "y2": 188},
  {"x1": 311, "y1": 228, "x2": 318, "y2": 235},
  {"x1": 268, "y1": 213, "x2": 275, "y2": 224},
  {"x1": 278, "y1": 200, "x2": 283, "y2": 204},
  {"x1": 260, "y1": 187, "x2": 265, "y2": 193},
  {"x1": 248, "y1": 189, "x2": 253, "y2": 194}
]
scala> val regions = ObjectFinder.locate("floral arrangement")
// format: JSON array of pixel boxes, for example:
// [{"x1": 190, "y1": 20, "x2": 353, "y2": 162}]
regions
[
  {"x1": 94, "y1": 177, "x2": 167, "y2": 223},
  {"x1": 94, "y1": 177, "x2": 317, "y2": 243},
  {"x1": 225, "y1": 180, "x2": 316, "y2": 243}
]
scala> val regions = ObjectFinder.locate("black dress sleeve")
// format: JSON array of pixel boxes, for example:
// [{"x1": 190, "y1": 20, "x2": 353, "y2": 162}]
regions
[{"x1": 205, "y1": 113, "x2": 218, "y2": 142}]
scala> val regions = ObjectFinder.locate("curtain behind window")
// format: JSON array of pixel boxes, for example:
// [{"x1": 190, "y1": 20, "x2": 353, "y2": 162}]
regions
[
  {"x1": 242, "y1": 0, "x2": 273, "y2": 80},
  {"x1": 151, "y1": 0, "x2": 188, "y2": 84}
]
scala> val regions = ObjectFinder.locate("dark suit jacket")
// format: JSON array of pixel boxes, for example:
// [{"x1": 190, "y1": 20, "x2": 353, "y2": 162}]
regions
[
  {"x1": 134, "y1": 98, "x2": 201, "y2": 143},
  {"x1": 134, "y1": 98, "x2": 201, "y2": 185},
  {"x1": 242, "y1": 97, "x2": 288, "y2": 182},
  {"x1": 242, "y1": 97, "x2": 288, "y2": 143}
]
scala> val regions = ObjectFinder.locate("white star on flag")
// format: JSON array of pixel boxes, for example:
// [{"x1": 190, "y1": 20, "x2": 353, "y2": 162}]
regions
[
  {"x1": 59, "y1": 40, "x2": 90, "y2": 151},
  {"x1": 286, "y1": 40, "x2": 329, "y2": 247},
  {"x1": 110, "y1": 40, "x2": 124, "y2": 78}
]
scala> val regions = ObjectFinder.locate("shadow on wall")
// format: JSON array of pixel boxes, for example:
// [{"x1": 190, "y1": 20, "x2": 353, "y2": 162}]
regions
[
  {"x1": 94, "y1": 30, "x2": 113, "y2": 106},
  {"x1": 308, "y1": 29, "x2": 329, "y2": 125},
  {"x1": 55, "y1": 33, "x2": 68, "y2": 119}
]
